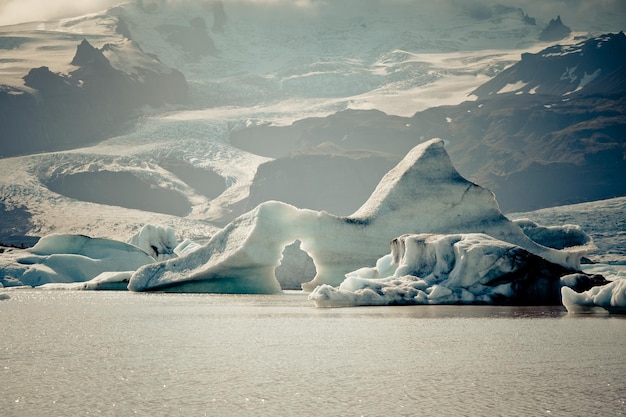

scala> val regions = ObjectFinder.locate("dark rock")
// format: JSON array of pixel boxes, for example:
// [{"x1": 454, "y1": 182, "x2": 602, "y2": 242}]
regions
[
  {"x1": 230, "y1": 109, "x2": 419, "y2": 158},
  {"x1": 539, "y1": 15, "x2": 571, "y2": 42},
  {"x1": 45, "y1": 171, "x2": 192, "y2": 216},
  {"x1": 233, "y1": 99, "x2": 625, "y2": 215},
  {"x1": 472, "y1": 32, "x2": 626, "y2": 99},
  {"x1": 70, "y1": 39, "x2": 110, "y2": 67},
  {"x1": 246, "y1": 143, "x2": 400, "y2": 216},
  {"x1": 519, "y1": 9, "x2": 536, "y2": 25},
  {"x1": 0, "y1": 202, "x2": 39, "y2": 248},
  {"x1": 159, "y1": 158, "x2": 226, "y2": 199},
  {"x1": 0, "y1": 39, "x2": 188, "y2": 157},
  {"x1": 115, "y1": 16, "x2": 133, "y2": 40}
]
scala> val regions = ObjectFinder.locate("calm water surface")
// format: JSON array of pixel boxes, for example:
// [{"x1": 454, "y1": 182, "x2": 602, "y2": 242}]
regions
[{"x1": 1, "y1": 290, "x2": 625, "y2": 416}]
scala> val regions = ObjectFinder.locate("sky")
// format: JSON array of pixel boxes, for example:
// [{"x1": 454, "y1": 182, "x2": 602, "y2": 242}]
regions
[
  {"x1": 1, "y1": 0, "x2": 625, "y2": 30},
  {"x1": 0, "y1": 0, "x2": 120, "y2": 25}
]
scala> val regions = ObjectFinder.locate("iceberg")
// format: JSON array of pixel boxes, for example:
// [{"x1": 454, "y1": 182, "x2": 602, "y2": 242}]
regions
[
  {"x1": 129, "y1": 139, "x2": 588, "y2": 293},
  {"x1": 1, "y1": 234, "x2": 154, "y2": 288},
  {"x1": 128, "y1": 224, "x2": 179, "y2": 261},
  {"x1": 513, "y1": 218, "x2": 592, "y2": 250},
  {"x1": 37, "y1": 271, "x2": 133, "y2": 291},
  {"x1": 562, "y1": 277, "x2": 626, "y2": 314},
  {"x1": 309, "y1": 233, "x2": 606, "y2": 307}
]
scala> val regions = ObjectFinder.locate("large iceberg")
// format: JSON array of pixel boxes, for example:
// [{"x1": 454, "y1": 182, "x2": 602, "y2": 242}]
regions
[
  {"x1": 0, "y1": 234, "x2": 154, "y2": 288},
  {"x1": 129, "y1": 139, "x2": 589, "y2": 294},
  {"x1": 309, "y1": 233, "x2": 606, "y2": 307}
]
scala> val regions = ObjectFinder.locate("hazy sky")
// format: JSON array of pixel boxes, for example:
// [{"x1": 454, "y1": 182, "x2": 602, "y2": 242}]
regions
[
  {"x1": 0, "y1": 0, "x2": 120, "y2": 25},
  {"x1": 0, "y1": 0, "x2": 625, "y2": 31}
]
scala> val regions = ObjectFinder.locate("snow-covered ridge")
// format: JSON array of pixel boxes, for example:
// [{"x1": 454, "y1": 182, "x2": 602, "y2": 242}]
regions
[{"x1": 471, "y1": 31, "x2": 626, "y2": 98}]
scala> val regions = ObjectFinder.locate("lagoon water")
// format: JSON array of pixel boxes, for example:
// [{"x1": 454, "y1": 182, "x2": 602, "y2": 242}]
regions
[{"x1": 1, "y1": 290, "x2": 625, "y2": 417}]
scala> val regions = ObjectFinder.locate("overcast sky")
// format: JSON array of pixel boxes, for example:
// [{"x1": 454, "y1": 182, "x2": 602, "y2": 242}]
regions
[{"x1": 1, "y1": 0, "x2": 625, "y2": 31}]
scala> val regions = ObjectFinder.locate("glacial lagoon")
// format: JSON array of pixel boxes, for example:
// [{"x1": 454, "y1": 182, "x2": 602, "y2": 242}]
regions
[{"x1": 1, "y1": 290, "x2": 625, "y2": 416}]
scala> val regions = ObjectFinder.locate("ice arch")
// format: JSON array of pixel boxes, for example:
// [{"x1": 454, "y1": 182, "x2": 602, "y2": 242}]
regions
[{"x1": 129, "y1": 139, "x2": 586, "y2": 293}]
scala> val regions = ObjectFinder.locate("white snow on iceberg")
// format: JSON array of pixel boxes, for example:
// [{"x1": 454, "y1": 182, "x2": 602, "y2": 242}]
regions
[
  {"x1": 37, "y1": 271, "x2": 133, "y2": 291},
  {"x1": 128, "y1": 224, "x2": 179, "y2": 261},
  {"x1": 562, "y1": 279, "x2": 626, "y2": 314},
  {"x1": 309, "y1": 233, "x2": 591, "y2": 307},
  {"x1": 3, "y1": 234, "x2": 154, "y2": 288},
  {"x1": 129, "y1": 139, "x2": 588, "y2": 294},
  {"x1": 561, "y1": 264, "x2": 626, "y2": 314}
]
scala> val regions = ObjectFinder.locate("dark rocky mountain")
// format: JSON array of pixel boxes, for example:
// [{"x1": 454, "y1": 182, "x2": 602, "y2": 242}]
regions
[
  {"x1": 234, "y1": 33, "x2": 626, "y2": 214},
  {"x1": 472, "y1": 31, "x2": 626, "y2": 98},
  {"x1": 246, "y1": 143, "x2": 399, "y2": 216},
  {"x1": 539, "y1": 16, "x2": 571, "y2": 42},
  {"x1": 0, "y1": 38, "x2": 187, "y2": 157}
]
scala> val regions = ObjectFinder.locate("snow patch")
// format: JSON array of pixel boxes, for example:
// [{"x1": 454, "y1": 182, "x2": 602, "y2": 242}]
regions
[{"x1": 497, "y1": 80, "x2": 527, "y2": 94}]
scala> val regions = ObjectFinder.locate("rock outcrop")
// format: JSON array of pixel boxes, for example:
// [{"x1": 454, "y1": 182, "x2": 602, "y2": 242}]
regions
[
  {"x1": 0, "y1": 38, "x2": 187, "y2": 157},
  {"x1": 539, "y1": 16, "x2": 571, "y2": 42}
]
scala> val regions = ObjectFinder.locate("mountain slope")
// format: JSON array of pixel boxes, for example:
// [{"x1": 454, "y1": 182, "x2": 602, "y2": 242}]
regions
[
  {"x1": 233, "y1": 33, "x2": 626, "y2": 213},
  {"x1": 472, "y1": 31, "x2": 626, "y2": 98}
]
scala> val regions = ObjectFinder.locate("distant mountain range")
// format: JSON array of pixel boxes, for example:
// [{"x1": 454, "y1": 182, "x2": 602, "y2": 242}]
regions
[{"x1": 234, "y1": 32, "x2": 626, "y2": 213}]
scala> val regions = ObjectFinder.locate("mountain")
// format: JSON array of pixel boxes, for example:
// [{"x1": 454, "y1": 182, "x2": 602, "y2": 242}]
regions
[
  {"x1": 472, "y1": 31, "x2": 626, "y2": 98},
  {"x1": 0, "y1": 35, "x2": 187, "y2": 157},
  {"x1": 233, "y1": 33, "x2": 626, "y2": 213},
  {"x1": 539, "y1": 15, "x2": 571, "y2": 42},
  {"x1": 246, "y1": 143, "x2": 400, "y2": 216}
]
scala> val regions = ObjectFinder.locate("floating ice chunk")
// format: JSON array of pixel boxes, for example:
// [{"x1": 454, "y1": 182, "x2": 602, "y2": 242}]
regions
[
  {"x1": 562, "y1": 278, "x2": 626, "y2": 314},
  {"x1": 513, "y1": 218, "x2": 593, "y2": 250},
  {"x1": 37, "y1": 271, "x2": 133, "y2": 291},
  {"x1": 309, "y1": 233, "x2": 595, "y2": 307},
  {"x1": 3, "y1": 234, "x2": 154, "y2": 287},
  {"x1": 128, "y1": 224, "x2": 179, "y2": 261}
]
